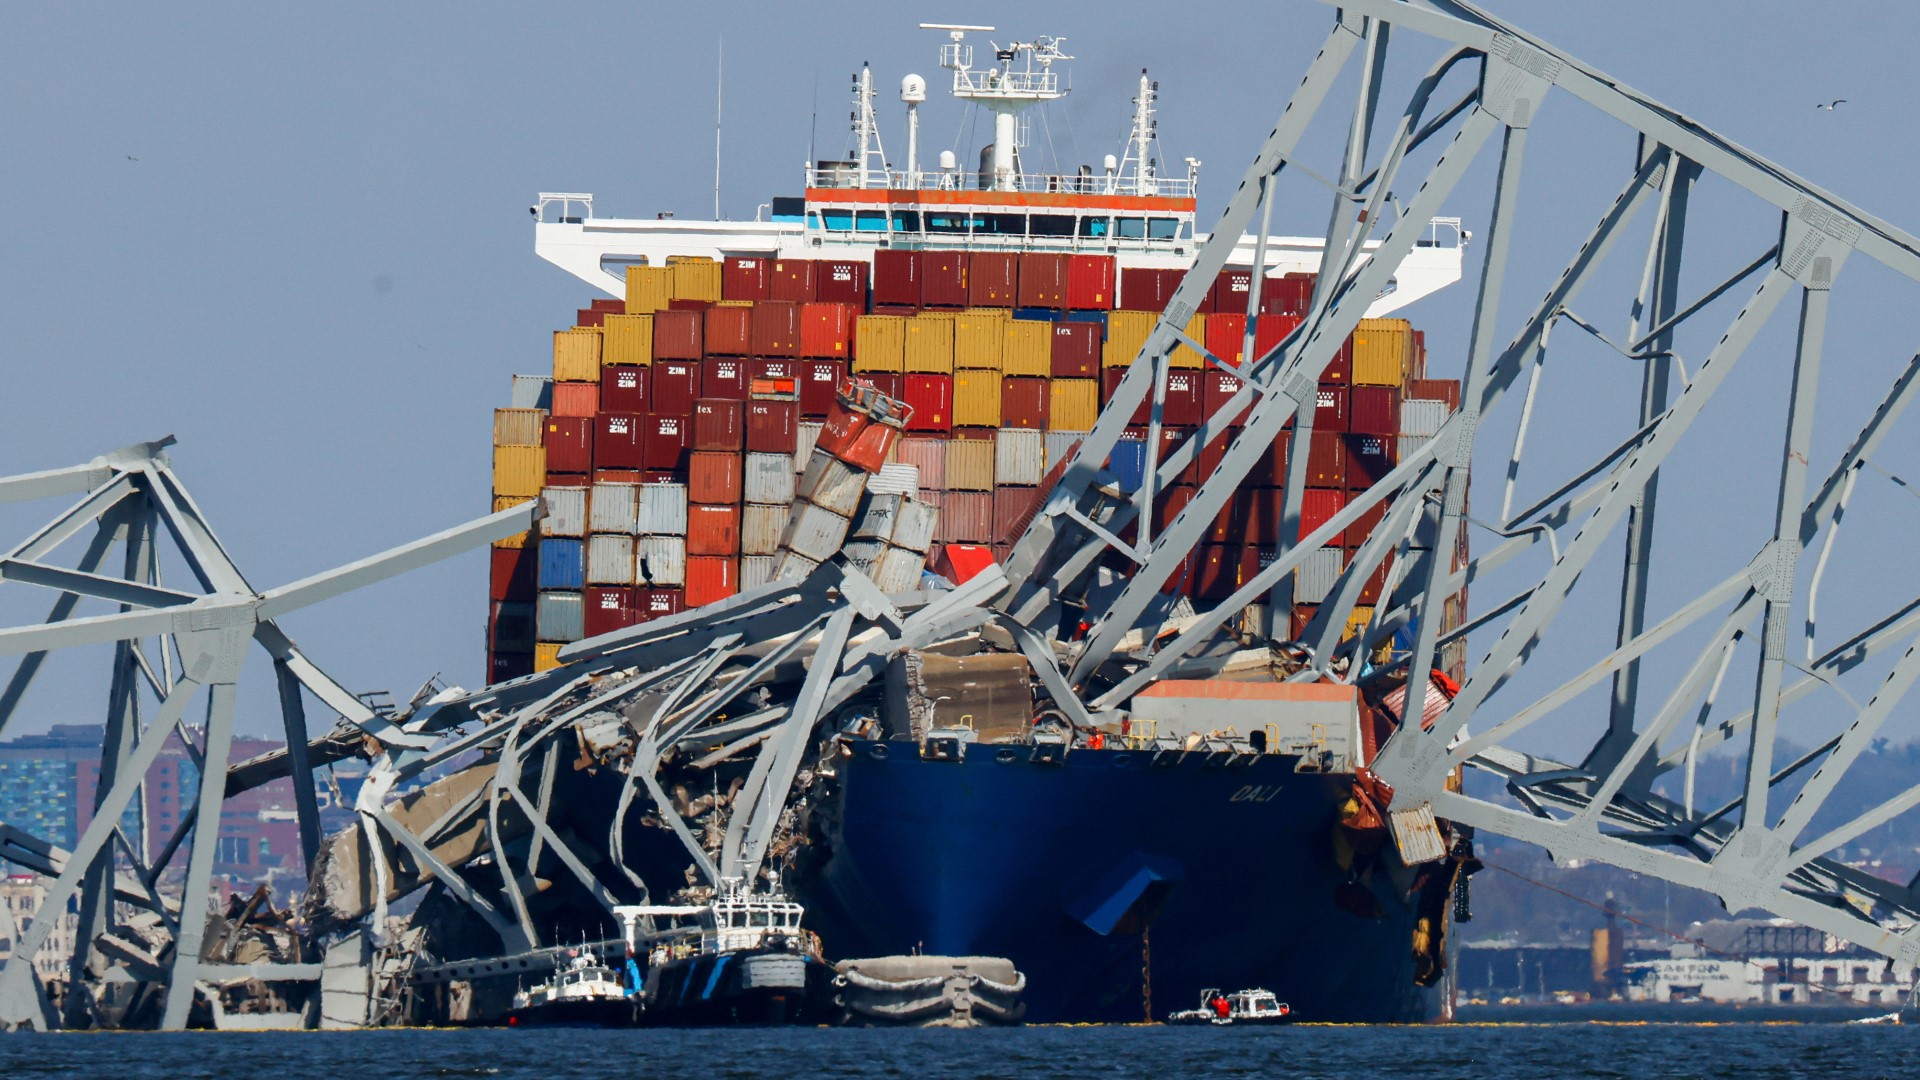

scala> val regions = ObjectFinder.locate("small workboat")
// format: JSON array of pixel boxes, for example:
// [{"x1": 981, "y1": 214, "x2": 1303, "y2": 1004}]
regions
[
  {"x1": 505, "y1": 947, "x2": 640, "y2": 1028},
  {"x1": 1167, "y1": 987, "x2": 1293, "y2": 1025}
]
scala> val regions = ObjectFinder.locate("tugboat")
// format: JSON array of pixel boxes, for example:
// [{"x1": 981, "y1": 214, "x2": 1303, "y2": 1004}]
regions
[
  {"x1": 505, "y1": 946, "x2": 641, "y2": 1028},
  {"x1": 615, "y1": 880, "x2": 837, "y2": 1026},
  {"x1": 1168, "y1": 988, "x2": 1294, "y2": 1026}
]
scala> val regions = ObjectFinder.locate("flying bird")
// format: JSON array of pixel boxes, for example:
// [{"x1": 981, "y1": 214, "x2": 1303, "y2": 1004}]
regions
[
  {"x1": 1816, "y1": 99, "x2": 1847, "y2": 111},
  {"x1": 125, "y1": 155, "x2": 138, "y2": 161}
]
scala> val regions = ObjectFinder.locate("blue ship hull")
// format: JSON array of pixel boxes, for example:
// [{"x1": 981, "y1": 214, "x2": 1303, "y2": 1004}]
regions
[{"x1": 792, "y1": 740, "x2": 1443, "y2": 1024}]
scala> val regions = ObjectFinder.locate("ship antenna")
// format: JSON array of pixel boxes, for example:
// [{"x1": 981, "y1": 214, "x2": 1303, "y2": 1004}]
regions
[{"x1": 714, "y1": 34, "x2": 724, "y2": 219}]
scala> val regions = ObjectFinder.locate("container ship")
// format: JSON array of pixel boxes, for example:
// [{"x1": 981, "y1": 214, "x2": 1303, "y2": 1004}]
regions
[{"x1": 483, "y1": 29, "x2": 1472, "y2": 1023}]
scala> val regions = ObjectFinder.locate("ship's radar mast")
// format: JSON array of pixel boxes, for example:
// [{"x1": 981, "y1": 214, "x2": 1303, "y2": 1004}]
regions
[
  {"x1": 921, "y1": 23, "x2": 1071, "y2": 192},
  {"x1": 1117, "y1": 69, "x2": 1163, "y2": 197},
  {"x1": 849, "y1": 63, "x2": 890, "y2": 189}
]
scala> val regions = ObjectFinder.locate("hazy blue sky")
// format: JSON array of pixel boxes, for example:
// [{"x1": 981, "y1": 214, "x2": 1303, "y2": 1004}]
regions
[{"x1": 4, "y1": 1, "x2": 1918, "y2": 751}]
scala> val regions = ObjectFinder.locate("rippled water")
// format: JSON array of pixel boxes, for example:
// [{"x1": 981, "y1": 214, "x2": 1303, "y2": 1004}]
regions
[{"x1": 1, "y1": 1022, "x2": 1916, "y2": 1079}]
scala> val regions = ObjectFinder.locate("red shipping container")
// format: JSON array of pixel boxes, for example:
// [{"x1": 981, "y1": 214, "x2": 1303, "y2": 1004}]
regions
[
  {"x1": 600, "y1": 365, "x2": 648, "y2": 413},
  {"x1": 1346, "y1": 432, "x2": 1398, "y2": 490},
  {"x1": 1001, "y1": 377, "x2": 1050, "y2": 429},
  {"x1": 575, "y1": 307, "x2": 604, "y2": 328},
  {"x1": 543, "y1": 473, "x2": 590, "y2": 488},
  {"x1": 1190, "y1": 544, "x2": 1251, "y2": 601},
  {"x1": 968, "y1": 252, "x2": 1019, "y2": 307},
  {"x1": 652, "y1": 309, "x2": 703, "y2": 360},
  {"x1": 1263, "y1": 274, "x2": 1315, "y2": 317},
  {"x1": 862, "y1": 373, "x2": 904, "y2": 402},
  {"x1": 800, "y1": 360, "x2": 846, "y2": 417},
  {"x1": 594, "y1": 412, "x2": 645, "y2": 469},
  {"x1": 752, "y1": 359, "x2": 800, "y2": 382},
  {"x1": 1205, "y1": 268, "x2": 1254, "y2": 315},
  {"x1": 745, "y1": 399, "x2": 797, "y2": 453},
  {"x1": 686, "y1": 556, "x2": 740, "y2": 607},
  {"x1": 872, "y1": 250, "x2": 920, "y2": 307},
  {"x1": 636, "y1": 588, "x2": 686, "y2": 622},
  {"x1": 751, "y1": 301, "x2": 802, "y2": 358},
  {"x1": 490, "y1": 547, "x2": 537, "y2": 602},
  {"x1": 1314, "y1": 384, "x2": 1350, "y2": 432},
  {"x1": 992, "y1": 485, "x2": 1045, "y2": 544},
  {"x1": 1306, "y1": 431, "x2": 1348, "y2": 489},
  {"x1": 769, "y1": 259, "x2": 818, "y2": 302},
  {"x1": 800, "y1": 302, "x2": 857, "y2": 359},
  {"x1": 817, "y1": 260, "x2": 869, "y2": 306},
  {"x1": 1161, "y1": 370, "x2": 1205, "y2": 427},
  {"x1": 1408, "y1": 378, "x2": 1462, "y2": 411},
  {"x1": 686, "y1": 504, "x2": 741, "y2": 555},
  {"x1": 918, "y1": 250, "x2": 969, "y2": 308},
  {"x1": 1120, "y1": 266, "x2": 1181, "y2": 312},
  {"x1": 551, "y1": 381, "x2": 599, "y2": 418},
  {"x1": 1355, "y1": 555, "x2": 1393, "y2": 606},
  {"x1": 1248, "y1": 431, "x2": 1290, "y2": 487},
  {"x1": 870, "y1": 304, "x2": 920, "y2": 317},
  {"x1": 1301, "y1": 488, "x2": 1348, "y2": 546},
  {"x1": 1347, "y1": 499, "x2": 1387, "y2": 548},
  {"x1": 591, "y1": 298, "x2": 624, "y2": 314},
  {"x1": 642, "y1": 414, "x2": 689, "y2": 472},
  {"x1": 650, "y1": 360, "x2": 700, "y2": 416},
  {"x1": 702, "y1": 357, "x2": 750, "y2": 400},
  {"x1": 1255, "y1": 313, "x2": 1301, "y2": 362},
  {"x1": 1101, "y1": 368, "x2": 1151, "y2": 426},
  {"x1": 1066, "y1": 254, "x2": 1117, "y2": 310},
  {"x1": 593, "y1": 468, "x2": 643, "y2": 484},
  {"x1": 1018, "y1": 253, "x2": 1068, "y2": 308},
  {"x1": 1236, "y1": 487, "x2": 1290, "y2": 545},
  {"x1": 704, "y1": 305, "x2": 753, "y2": 356},
  {"x1": 1195, "y1": 425, "x2": 1244, "y2": 485},
  {"x1": 938, "y1": 492, "x2": 994, "y2": 543},
  {"x1": 722, "y1": 256, "x2": 773, "y2": 301},
  {"x1": 1290, "y1": 604, "x2": 1317, "y2": 641},
  {"x1": 1206, "y1": 313, "x2": 1248, "y2": 366},
  {"x1": 902, "y1": 375, "x2": 954, "y2": 433},
  {"x1": 1350, "y1": 386, "x2": 1402, "y2": 435},
  {"x1": 1202, "y1": 369, "x2": 1251, "y2": 426},
  {"x1": 642, "y1": 469, "x2": 679, "y2": 484},
  {"x1": 930, "y1": 543, "x2": 997, "y2": 584},
  {"x1": 583, "y1": 586, "x2": 640, "y2": 638},
  {"x1": 1321, "y1": 336, "x2": 1353, "y2": 384},
  {"x1": 1050, "y1": 322, "x2": 1101, "y2": 378},
  {"x1": 689, "y1": 451, "x2": 743, "y2": 504},
  {"x1": 692, "y1": 398, "x2": 745, "y2": 451},
  {"x1": 667, "y1": 298, "x2": 713, "y2": 313},
  {"x1": 544, "y1": 417, "x2": 593, "y2": 473}
]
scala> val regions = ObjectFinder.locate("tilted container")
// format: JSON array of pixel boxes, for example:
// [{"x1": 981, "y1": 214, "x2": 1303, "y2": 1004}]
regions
[
  {"x1": 891, "y1": 498, "x2": 939, "y2": 554},
  {"x1": 781, "y1": 501, "x2": 852, "y2": 562}
]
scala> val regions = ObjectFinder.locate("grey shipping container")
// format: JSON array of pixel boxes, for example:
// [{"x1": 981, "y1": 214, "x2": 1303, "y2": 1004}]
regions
[
  {"x1": 894, "y1": 437, "x2": 946, "y2": 491},
  {"x1": 891, "y1": 497, "x2": 939, "y2": 554},
  {"x1": 842, "y1": 539, "x2": 886, "y2": 574},
  {"x1": 774, "y1": 550, "x2": 820, "y2": 583},
  {"x1": 588, "y1": 482, "x2": 639, "y2": 534},
  {"x1": 873, "y1": 545, "x2": 925, "y2": 593},
  {"x1": 636, "y1": 536, "x2": 687, "y2": 587},
  {"x1": 781, "y1": 501, "x2": 852, "y2": 563},
  {"x1": 586, "y1": 534, "x2": 636, "y2": 585},
  {"x1": 796, "y1": 422, "x2": 823, "y2": 468},
  {"x1": 541, "y1": 486, "x2": 587, "y2": 538},
  {"x1": 996, "y1": 429, "x2": 1046, "y2": 486},
  {"x1": 491, "y1": 601, "x2": 535, "y2": 651},
  {"x1": 1045, "y1": 430, "x2": 1088, "y2": 470},
  {"x1": 740, "y1": 555, "x2": 777, "y2": 591},
  {"x1": 867, "y1": 463, "x2": 918, "y2": 497},
  {"x1": 944, "y1": 439, "x2": 995, "y2": 491},
  {"x1": 1400, "y1": 399, "x2": 1449, "y2": 438},
  {"x1": 742, "y1": 505, "x2": 786, "y2": 556},
  {"x1": 745, "y1": 453, "x2": 796, "y2": 505},
  {"x1": 852, "y1": 494, "x2": 902, "y2": 542},
  {"x1": 536, "y1": 590, "x2": 584, "y2": 643},
  {"x1": 798, "y1": 448, "x2": 869, "y2": 517},
  {"x1": 1294, "y1": 548, "x2": 1346, "y2": 605},
  {"x1": 637, "y1": 483, "x2": 689, "y2": 536},
  {"x1": 494, "y1": 408, "x2": 547, "y2": 447},
  {"x1": 511, "y1": 374, "x2": 553, "y2": 410}
]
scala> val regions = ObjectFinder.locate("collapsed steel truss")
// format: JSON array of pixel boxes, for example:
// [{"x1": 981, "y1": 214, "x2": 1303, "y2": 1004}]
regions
[{"x1": 12, "y1": 0, "x2": 1920, "y2": 1031}]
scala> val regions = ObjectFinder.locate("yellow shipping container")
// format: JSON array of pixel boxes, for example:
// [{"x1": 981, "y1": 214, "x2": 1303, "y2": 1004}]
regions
[
  {"x1": 553, "y1": 328, "x2": 602, "y2": 382},
  {"x1": 625, "y1": 266, "x2": 673, "y2": 314},
  {"x1": 667, "y1": 255, "x2": 722, "y2": 302},
  {"x1": 492, "y1": 446, "x2": 547, "y2": 499},
  {"x1": 853, "y1": 315, "x2": 906, "y2": 373},
  {"x1": 1103, "y1": 310, "x2": 1156, "y2": 368},
  {"x1": 601, "y1": 314, "x2": 654, "y2": 366},
  {"x1": 904, "y1": 314, "x2": 956, "y2": 373},
  {"x1": 1003, "y1": 320, "x2": 1052, "y2": 377},
  {"x1": 493, "y1": 408, "x2": 547, "y2": 447},
  {"x1": 1169, "y1": 313, "x2": 1210, "y2": 369},
  {"x1": 534, "y1": 642, "x2": 564, "y2": 672},
  {"x1": 1352, "y1": 317, "x2": 1413, "y2": 386},
  {"x1": 1049, "y1": 379, "x2": 1100, "y2": 431},
  {"x1": 492, "y1": 495, "x2": 536, "y2": 549},
  {"x1": 1342, "y1": 605, "x2": 1377, "y2": 643},
  {"x1": 954, "y1": 310, "x2": 1010, "y2": 370},
  {"x1": 953, "y1": 371, "x2": 1003, "y2": 427}
]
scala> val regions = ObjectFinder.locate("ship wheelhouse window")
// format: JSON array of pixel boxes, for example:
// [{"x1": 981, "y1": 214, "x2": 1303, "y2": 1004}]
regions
[
  {"x1": 973, "y1": 212, "x2": 1023, "y2": 235},
  {"x1": 891, "y1": 210, "x2": 921, "y2": 232},
  {"x1": 1079, "y1": 217, "x2": 1111, "y2": 238},
  {"x1": 1148, "y1": 218, "x2": 1180, "y2": 240},
  {"x1": 855, "y1": 211, "x2": 888, "y2": 232},
  {"x1": 821, "y1": 209, "x2": 855, "y2": 231},
  {"x1": 1029, "y1": 214, "x2": 1074, "y2": 237},
  {"x1": 926, "y1": 212, "x2": 971, "y2": 234},
  {"x1": 1117, "y1": 217, "x2": 1147, "y2": 239}
]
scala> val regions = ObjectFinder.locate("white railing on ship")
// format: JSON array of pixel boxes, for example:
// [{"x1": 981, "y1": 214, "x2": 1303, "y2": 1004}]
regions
[{"x1": 805, "y1": 167, "x2": 1196, "y2": 199}]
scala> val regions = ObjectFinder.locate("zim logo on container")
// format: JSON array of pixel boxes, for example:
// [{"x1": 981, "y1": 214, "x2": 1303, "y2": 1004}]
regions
[
  {"x1": 715, "y1": 362, "x2": 739, "y2": 377},
  {"x1": 830, "y1": 268, "x2": 854, "y2": 282},
  {"x1": 1317, "y1": 390, "x2": 1337, "y2": 409},
  {"x1": 607, "y1": 417, "x2": 630, "y2": 435},
  {"x1": 656, "y1": 418, "x2": 681, "y2": 435},
  {"x1": 1167, "y1": 374, "x2": 1193, "y2": 392},
  {"x1": 596, "y1": 593, "x2": 623, "y2": 611},
  {"x1": 1357, "y1": 436, "x2": 1385, "y2": 457},
  {"x1": 615, "y1": 371, "x2": 640, "y2": 388}
]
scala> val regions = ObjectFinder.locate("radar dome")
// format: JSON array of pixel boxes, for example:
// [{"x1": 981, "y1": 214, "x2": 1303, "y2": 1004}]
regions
[{"x1": 901, "y1": 74, "x2": 927, "y2": 103}]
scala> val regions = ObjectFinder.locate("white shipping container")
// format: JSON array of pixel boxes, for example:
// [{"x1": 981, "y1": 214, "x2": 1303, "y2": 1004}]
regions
[
  {"x1": 636, "y1": 536, "x2": 687, "y2": 587},
  {"x1": 890, "y1": 498, "x2": 939, "y2": 554},
  {"x1": 1294, "y1": 549, "x2": 1346, "y2": 605},
  {"x1": 744, "y1": 453, "x2": 797, "y2": 505},
  {"x1": 536, "y1": 590, "x2": 583, "y2": 642},
  {"x1": 1400, "y1": 399, "x2": 1449, "y2": 438},
  {"x1": 995, "y1": 430, "x2": 1046, "y2": 486},
  {"x1": 873, "y1": 545, "x2": 925, "y2": 593},
  {"x1": 866, "y1": 463, "x2": 919, "y2": 497},
  {"x1": 588, "y1": 483, "x2": 639, "y2": 534},
  {"x1": 586, "y1": 534, "x2": 636, "y2": 585},
  {"x1": 796, "y1": 422, "x2": 824, "y2": 468},
  {"x1": 637, "y1": 483, "x2": 689, "y2": 536},
  {"x1": 740, "y1": 555, "x2": 777, "y2": 591},
  {"x1": 510, "y1": 374, "x2": 553, "y2": 410},
  {"x1": 842, "y1": 539, "x2": 886, "y2": 573},
  {"x1": 798, "y1": 448, "x2": 869, "y2": 517},
  {"x1": 540, "y1": 486, "x2": 587, "y2": 538},
  {"x1": 852, "y1": 494, "x2": 902, "y2": 541},
  {"x1": 1045, "y1": 430, "x2": 1088, "y2": 470},
  {"x1": 742, "y1": 505, "x2": 786, "y2": 556},
  {"x1": 781, "y1": 501, "x2": 852, "y2": 563},
  {"x1": 774, "y1": 550, "x2": 820, "y2": 583}
]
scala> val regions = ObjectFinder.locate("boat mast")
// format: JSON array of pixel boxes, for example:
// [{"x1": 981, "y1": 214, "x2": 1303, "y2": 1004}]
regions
[
  {"x1": 926, "y1": 24, "x2": 1069, "y2": 192},
  {"x1": 851, "y1": 63, "x2": 889, "y2": 188}
]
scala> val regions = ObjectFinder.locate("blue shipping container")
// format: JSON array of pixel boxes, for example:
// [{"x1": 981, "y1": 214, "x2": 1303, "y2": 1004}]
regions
[
  {"x1": 1063, "y1": 309, "x2": 1109, "y2": 340},
  {"x1": 538, "y1": 538, "x2": 585, "y2": 590},
  {"x1": 1012, "y1": 308, "x2": 1057, "y2": 323},
  {"x1": 1108, "y1": 437, "x2": 1148, "y2": 492}
]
